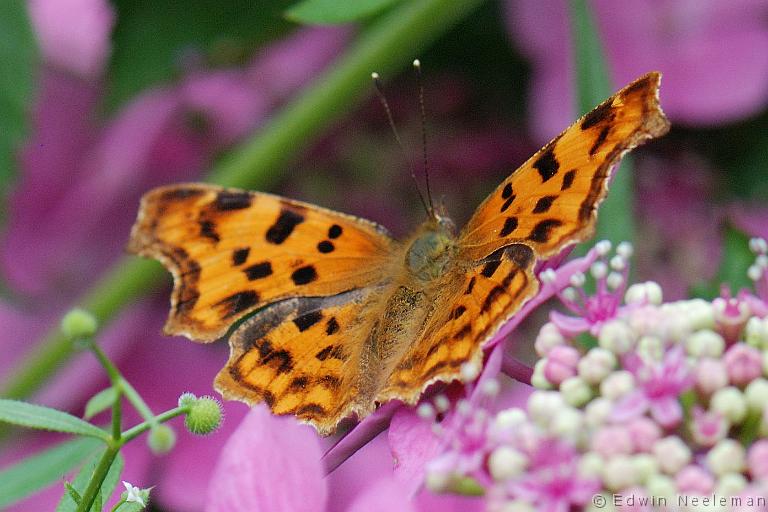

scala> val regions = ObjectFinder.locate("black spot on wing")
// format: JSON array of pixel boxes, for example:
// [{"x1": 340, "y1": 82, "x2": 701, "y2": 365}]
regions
[
  {"x1": 291, "y1": 265, "x2": 318, "y2": 285},
  {"x1": 561, "y1": 169, "x2": 576, "y2": 191},
  {"x1": 317, "y1": 241, "x2": 334, "y2": 253},
  {"x1": 451, "y1": 305, "x2": 466, "y2": 320},
  {"x1": 216, "y1": 291, "x2": 259, "y2": 318},
  {"x1": 232, "y1": 247, "x2": 250, "y2": 266},
  {"x1": 481, "y1": 260, "x2": 501, "y2": 278},
  {"x1": 244, "y1": 261, "x2": 272, "y2": 280},
  {"x1": 500, "y1": 216, "x2": 518, "y2": 237},
  {"x1": 328, "y1": 224, "x2": 343, "y2": 239},
  {"x1": 580, "y1": 102, "x2": 615, "y2": 130},
  {"x1": 532, "y1": 195, "x2": 557, "y2": 214},
  {"x1": 199, "y1": 219, "x2": 220, "y2": 243},
  {"x1": 160, "y1": 188, "x2": 206, "y2": 201},
  {"x1": 266, "y1": 208, "x2": 305, "y2": 244},
  {"x1": 318, "y1": 375, "x2": 341, "y2": 390},
  {"x1": 589, "y1": 125, "x2": 610, "y2": 156},
  {"x1": 262, "y1": 349, "x2": 293, "y2": 374},
  {"x1": 528, "y1": 219, "x2": 563, "y2": 243},
  {"x1": 455, "y1": 324, "x2": 472, "y2": 339},
  {"x1": 293, "y1": 311, "x2": 323, "y2": 332},
  {"x1": 325, "y1": 317, "x2": 340, "y2": 335},
  {"x1": 315, "y1": 345, "x2": 347, "y2": 361},
  {"x1": 500, "y1": 195, "x2": 516, "y2": 213},
  {"x1": 297, "y1": 403, "x2": 326, "y2": 417},
  {"x1": 505, "y1": 244, "x2": 534, "y2": 269},
  {"x1": 215, "y1": 191, "x2": 252, "y2": 211},
  {"x1": 289, "y1": 376, "x2": 309, "y2": 391},
  {"x1": 501, "y1": 183, "x2": 513, "y2": 199},
  {"x1": 481, "y1": 286, "x2": 506, "y2": 313},
  {"x1": 464, "y1": 277, "x2": 476, "y2": 295},
  {"x1": 533, "y1": 145, "x2": 559, "y2": 182}
]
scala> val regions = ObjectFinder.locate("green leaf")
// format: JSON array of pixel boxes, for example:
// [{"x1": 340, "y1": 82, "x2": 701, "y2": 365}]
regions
[
  {"x1": 717, "y1": 226, "x2": 753, "y2": 294},
  {"x1": 0, "y1": 400, "x2": 110, "y2": 440},
  {"x1": 0, "y1": 0, "x2": 38, "y2": 197},
  {"x1": 286, "y1": 0, "x2": 403, "y2": 24},
  {"x1": 84, "y1": 388, "x2": 119, "y2": 420},
  {"x1": 0, "y1": 437, "x2": 100, "y2": 508},
  {"x1": 106, "y1": 0, "x2": 294, "y2": 110},
  {"x1": 56, "y1": 451, "x2": 124, "y2": 512}
]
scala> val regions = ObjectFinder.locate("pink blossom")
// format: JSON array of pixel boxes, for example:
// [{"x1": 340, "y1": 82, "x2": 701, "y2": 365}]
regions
[
  {"x1": 590, "y1": 425, "x2": 634, "y2": 457},
  {"x1": 543, "y1": 345, "x2": 580, "y2": 385},
  {"x1": 508, "y1": 439, "x2": 600, "y2": 512},
  {"x1": 625, "y1": 417, "x2": 661, "y2": 452},
  {"x1": 724, "y1": 343, "x2": 763, "y2": 386},
  {"x1": 694, "y1": 357, "x2": 729, "y2": 396},
  {"x1": 612, "y1": 347, "x2": 693, "y2": 427},
  {"x1": 205, "y1": 407, "x2": 327, "y2": 512},
  {"x1": 690, "y1": 407, "x2": 729, "y2": 447},
  {"x1": 675, "y1": 464, "x2": 715, "y2": 495},
  {"x1": 747, "y1": 440, "x2": 768, "y2": 480},
  {"x1": 506, "y1": 0, "x2": 768, "y2": 143},
  {"x1": 28, "y1": 0, "x2": 114, "y2": 78}
]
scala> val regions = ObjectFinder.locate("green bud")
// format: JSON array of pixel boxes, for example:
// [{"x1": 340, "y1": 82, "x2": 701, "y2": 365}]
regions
[
  {"x1": 184, "y1": 396, "x2": 223, "y2": 435},
  {"x1": 148, "y1": 424, "x2": 176, "y2": 454},
  {"x1": 177, "y1": 392, "x2": 197, "y2": 408},
  {"x1": 61, "y1": 308, "x2": 98, "y2": 339}
]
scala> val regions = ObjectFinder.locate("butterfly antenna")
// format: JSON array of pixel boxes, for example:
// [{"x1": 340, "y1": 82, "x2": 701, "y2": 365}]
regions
[
  {"x1": 413, "y1": 59, "x2": 435, "y2": 217},
  {"x1": 371, "y1": 71, "x2": 431, "y2": 219}
]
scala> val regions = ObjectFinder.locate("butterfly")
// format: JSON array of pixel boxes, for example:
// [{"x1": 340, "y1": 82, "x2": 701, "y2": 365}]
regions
[{"x1": 128, "y1": 72, "x2": 669, "y2": 435}]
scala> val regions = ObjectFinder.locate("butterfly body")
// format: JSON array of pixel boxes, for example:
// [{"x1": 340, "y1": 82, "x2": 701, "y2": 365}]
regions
[{"x1": 129, "y1": 72, "x2": 670, "y2": 434}]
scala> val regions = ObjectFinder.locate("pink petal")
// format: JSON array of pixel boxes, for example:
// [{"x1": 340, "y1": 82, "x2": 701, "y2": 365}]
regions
[
  {"x1": 611, "y1": 390, "x2": 650, "y2": 423},
  {"x1": 413, "y1": 487, "x2": 485, "y2": 512},
  {"x1": 388, "y1": 405, "x2": 441, "y2": 495},
  {"x1": 548, "y1": 311, "x2": 591, "y2": 338},
  {"x1": 205, "y1": 407, "x2": 327, "y2": 512},
  {"x1": 345, "y1": 477, "x2": 416, "y2": 512},
  {"x1": 28, "y1": 0, "x2": 114, "y2": 78},
  {"x1": 650, "y1": 397, "x2": 683, "y2": 428}
]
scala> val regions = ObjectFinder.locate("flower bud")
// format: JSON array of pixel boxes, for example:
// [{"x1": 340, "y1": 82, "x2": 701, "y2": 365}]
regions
[
  {"x1": 531, "y1": 359, "x2": 552, "y2": 389},
  {"x1": 184, "y1": 396, "x2": 223, "y2": 435},
  {"x1": 591, "y1": 426, "x2": 633, "y2": 458},
  {"x1": 711, "y1": 386, "x2": 747, "y2": 424},
  {"x1": 706, "y1": 439, "x2": 745, "y2": 476},
  {"x1": 745, "y1": 317, "x2": 768, "y2": 349},
  {"x1": 625, "y1": 281, "x2": 662, "y2": 306},
  {"x1": 602, "y1": 455, "x2": 638, "y2": 491},
  {"x1": 148, "y1": 424, "x2": 176, "y2": 454},
  {"x1": 61, "y1": 308, "x2": 98, "y2": 339},
  {"x1": 543, "y1": 345, "x2": 580, "y2": 385},
  {"x1": 724, "y1": 343, "x2": 763, "y2": 386},
  {"x1": 685, "y1": 330, "x2": 725, "y2": 358},
  {"x1": 626, "y1": 417, "x2": 661, "y2": 452},
  {"x1": 747, "y1": 439, "x2": 768, "y2": 480},
  {"x1": 488, "y1": 446, "x2": 527, "y2": 481},
  {"x1": 560, "y1": 376, "x2": 592, "y2": 407},
  {"x1": 534, "y1": 322, "x2": 566, "y2": 356},
  {"x1": 599, "y1": 370, "x2": 635, "y2": 401},
  {"x1": 598, "y1": 320, "x2": 635, "y2": 354},
  {"x1": 695, "y1": 358, "x2": 728, "y2": 396},
  {"x1": 715, "y1": 473, "x2": 747, "y2": 496},
  {"x1": 675, "y1": 464, "x2": 714, "y2": 495},
  {"x1": 653, "y1": 436, "x2": 691, "y2": 474},
  {"x1": 577, "y1": 348, "x2": 616, "y2": 384},
  {"x1": 745, "y1": 378, "x2": 768, "y2": 411}
]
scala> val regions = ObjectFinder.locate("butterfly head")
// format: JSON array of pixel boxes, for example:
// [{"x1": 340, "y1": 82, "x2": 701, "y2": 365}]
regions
[{"x1": 406, "y1": 211, "x2": 457, "y2": 282}]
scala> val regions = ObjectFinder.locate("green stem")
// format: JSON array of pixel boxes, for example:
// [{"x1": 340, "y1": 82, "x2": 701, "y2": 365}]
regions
[
  {"x1": 111, "y1": 394, "x2": 122, "y2": 441},
  {"x1": 0, "y1": 0, "x2": 485, "y2": 404},
  {"x1": 568, "y1": 0, "x2": 636, "y2": 250},
  {"x1": 118, "y1": 377, "x2": 157, "y2": 427},
  {"x1": 75, "y1": 444, "x2": 119, "y2": 512},
  {"x1": 120, "y1": 406, "x2": 188, "y2": 444}
]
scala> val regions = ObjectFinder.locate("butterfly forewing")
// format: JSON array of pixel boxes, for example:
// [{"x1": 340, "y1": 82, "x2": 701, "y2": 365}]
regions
[
  {"x1": 458, "y1": 72, "x2": 670, "y2": 261},
  {"x1": 128, "y1": 183, "x2": 398, "y2": 341}
]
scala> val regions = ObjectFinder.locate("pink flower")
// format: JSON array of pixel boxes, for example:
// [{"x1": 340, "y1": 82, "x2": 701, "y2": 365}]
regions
[
  {"x1": 206, "y1": 407, "x2": 327, "y2": 512},
  {"x1": 690, "y1": 407, "x2": 729, "y2": 447},
  {"x1": 28, "y1": 0, "x2": 114, "y2": 78},
  {"x1": 506, "y1": 0, "x2": 768, "y2": 143},
  {"x1": 723, "y1": 343, "x2": 763, "y2": 386},
  {"x1": 625, "y1": 417, "x2": 661, "y2": 452},
  {"x1": 543, "y1": 345, "x2": 580, "y2": 385},
  {"x1": 612, "y1": 347, "x2": 693, "y2": 428},
  {"x1": 590, "y1": 425, "x2": 634, "y2": 457},
  {"x1": 675, "y1": 464, "x2": 715, "y2": 495},
  {"x1": 747, "y1": 439, "x2": 768, "y2": 480},
  {"x1": 507, "y1": 439, "x2": 600, "y2": 512}
]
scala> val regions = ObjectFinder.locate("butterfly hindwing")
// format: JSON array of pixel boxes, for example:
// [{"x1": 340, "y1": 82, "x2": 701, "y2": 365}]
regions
[
  {"x1": 128, "y1": 183, "x2": 398, "y2": 341},
  {"x1": 459, "y1": 72, "x2": 670, "y2": 261},
  {"x1": 215, "y1": 288, "x2": 382, "y2": 435}
]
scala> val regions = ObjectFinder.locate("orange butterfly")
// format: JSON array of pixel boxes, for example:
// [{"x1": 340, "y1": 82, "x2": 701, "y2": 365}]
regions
[{"x1": 128, "y1": 72, "x2": 669, "y2": 435}]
